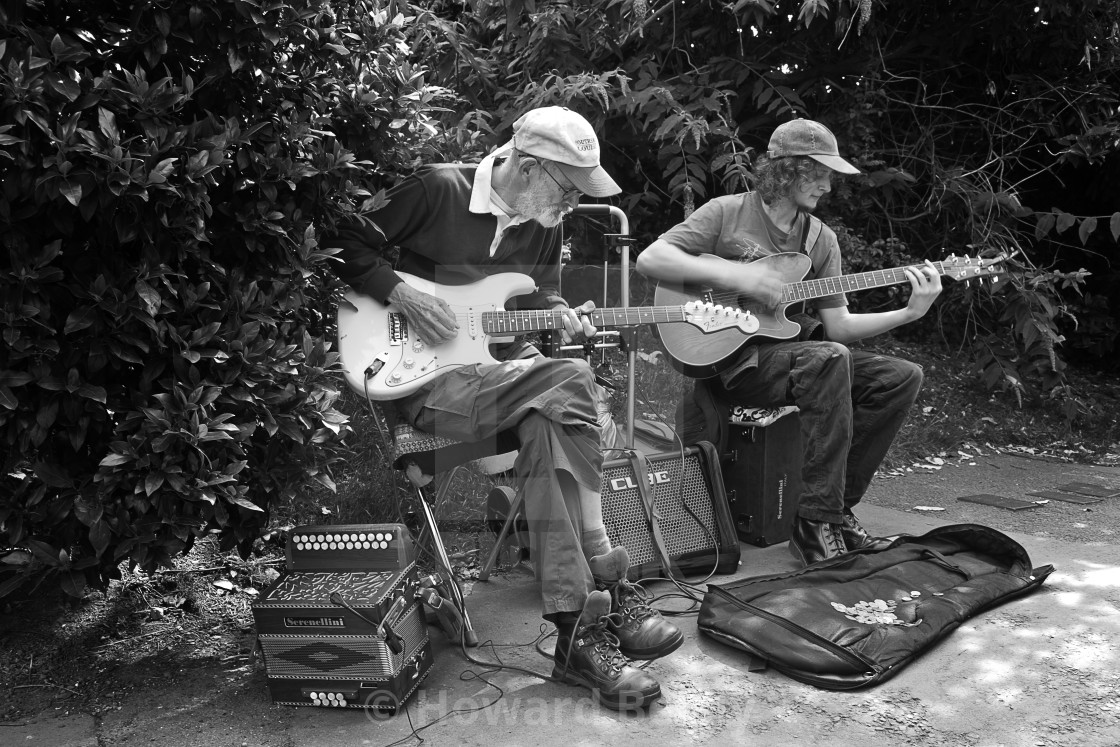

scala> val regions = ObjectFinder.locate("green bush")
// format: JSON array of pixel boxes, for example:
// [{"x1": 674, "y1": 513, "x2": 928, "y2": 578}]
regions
[{"x1": 0, "y1": 0, "x2": 454, "y2": 597}]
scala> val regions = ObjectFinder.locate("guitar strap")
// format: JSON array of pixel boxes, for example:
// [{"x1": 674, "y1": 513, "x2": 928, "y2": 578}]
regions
[
  {"x1": 799, "y1": 213, "x2": 823, "y2": 256},
  {"x1": 788, "y1": 214, "x2": 823, "y2": 318},
  {"x1": 627, "y1": 450, "x2": 681, "y2": 579}
]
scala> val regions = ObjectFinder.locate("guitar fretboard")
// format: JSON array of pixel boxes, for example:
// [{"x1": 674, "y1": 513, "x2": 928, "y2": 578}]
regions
[
  {"x1": 783, "y1": 262, "x2": 947, "y2": 303},
  {"x1": 481, "y1": 306, "x2": 688, "y2": 334}
]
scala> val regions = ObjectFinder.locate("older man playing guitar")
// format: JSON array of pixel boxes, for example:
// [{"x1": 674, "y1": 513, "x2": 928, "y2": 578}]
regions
[{"x1": 324, "y1": 107, "x2": 682, "y2": 711}]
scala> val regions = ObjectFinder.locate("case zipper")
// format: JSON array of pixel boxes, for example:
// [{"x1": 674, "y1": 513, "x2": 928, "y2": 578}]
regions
[{"x1": 708, "y1": 586, "x2": 880, "y2": 677}]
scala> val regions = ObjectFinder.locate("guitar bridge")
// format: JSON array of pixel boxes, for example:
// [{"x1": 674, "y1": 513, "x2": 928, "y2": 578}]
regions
[{"x1": 388, "y1": 312, "x2": 407, "y2": 345}]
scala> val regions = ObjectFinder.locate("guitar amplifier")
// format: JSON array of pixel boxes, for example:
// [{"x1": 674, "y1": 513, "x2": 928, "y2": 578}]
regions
[
  {"x1": 252, "y1": 524, "x2": 432, "y2": 711},
  {"x1": 600, "y1": 442, "x2": 740, "y2": 580},
  {"x1": 721, "y1": 407, "x2": 803, "y2": 546}
]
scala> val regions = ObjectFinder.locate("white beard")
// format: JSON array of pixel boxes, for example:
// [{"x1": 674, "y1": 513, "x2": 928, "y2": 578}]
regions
[{"x1": 512, "y1": 181, "x2": 567, "y2": 227}]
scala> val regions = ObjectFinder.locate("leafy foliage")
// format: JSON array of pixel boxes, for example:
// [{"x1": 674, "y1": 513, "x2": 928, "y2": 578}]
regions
[
  {"x1": 415, "y1": 0, "x2": 1120, "y2": 401},
  {"x1": 0, "y1": 0, "x2": 454, "y2": 597},
  {"x1": 4, "y1": 0, "x2": 1119, "y2": 598}
]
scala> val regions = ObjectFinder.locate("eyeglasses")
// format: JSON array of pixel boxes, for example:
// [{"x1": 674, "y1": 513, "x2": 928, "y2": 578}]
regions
[{"x1": 540, "y1": 162, "x2": 581, "y2": 201}]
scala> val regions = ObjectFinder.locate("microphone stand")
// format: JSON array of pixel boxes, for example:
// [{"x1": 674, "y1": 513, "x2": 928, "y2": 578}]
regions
[{"x1": 569, "y1": 205, "x2": 637, "y2": 449}]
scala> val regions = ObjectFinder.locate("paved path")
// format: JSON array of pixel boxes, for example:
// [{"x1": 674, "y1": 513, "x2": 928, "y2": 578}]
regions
[{"x1": 12, "y1": 454, "x2": 1120, "y2": 747}]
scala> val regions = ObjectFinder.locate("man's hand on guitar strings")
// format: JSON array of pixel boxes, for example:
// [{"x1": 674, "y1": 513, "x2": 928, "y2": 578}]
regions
[
  {"x1": 387, "y1": 281, "x2": 459, "y2": 345},
  {"x1": 902, "y1": 260, "x2": 943, "y2": 319},
  {"x1": 735, "y1": 262, "x2": 785, "y2": 308},
  {"x1": 557, "y1": 300, "x2": 597, "y2": 344}
]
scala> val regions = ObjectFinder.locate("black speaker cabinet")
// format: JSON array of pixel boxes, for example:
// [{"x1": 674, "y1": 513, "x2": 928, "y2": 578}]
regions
[
  {"x1": 721, "y1": 411, "x2": 803, "y2": 547},
  {"x1": 600, "y1": 442, "x2": 740, "y2": 580}
]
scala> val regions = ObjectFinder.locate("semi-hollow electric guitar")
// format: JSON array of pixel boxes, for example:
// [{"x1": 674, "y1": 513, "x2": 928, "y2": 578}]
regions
[
  {"x1": 653, "y1": 252, "x2": 1006, "y2": 378},
  {"x1": 338, "y1": 271, "x2": 761, "y2": 400}
]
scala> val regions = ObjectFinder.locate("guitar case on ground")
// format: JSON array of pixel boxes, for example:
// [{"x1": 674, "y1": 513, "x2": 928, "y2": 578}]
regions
[{"x1": 697, "y1": 524, "x2": 1053, "y2": 689}]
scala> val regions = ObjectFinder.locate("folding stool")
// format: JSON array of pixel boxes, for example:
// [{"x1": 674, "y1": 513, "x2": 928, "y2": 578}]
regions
[{"x1": 374, "y1": 405, "x2": 521, "y2": 648}]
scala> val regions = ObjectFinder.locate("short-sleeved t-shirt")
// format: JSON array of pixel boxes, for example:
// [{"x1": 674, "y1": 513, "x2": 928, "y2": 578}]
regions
[{"x1": 657, "y1": 191, "x2": 847, "y2": 310}]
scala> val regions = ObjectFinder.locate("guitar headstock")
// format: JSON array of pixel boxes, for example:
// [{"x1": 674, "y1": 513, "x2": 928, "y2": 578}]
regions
[
  {"x1": 682, "y1": 301, "x2": 760, "y2": 334},
  {"x1": 940, "y1": 252, "x2": 1013, "y2": 284}
]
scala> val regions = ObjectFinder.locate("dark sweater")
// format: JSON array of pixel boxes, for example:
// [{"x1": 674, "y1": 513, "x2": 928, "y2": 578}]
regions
[{"x1": 324, "y1": 163, "x2": 564, "y2": 308}]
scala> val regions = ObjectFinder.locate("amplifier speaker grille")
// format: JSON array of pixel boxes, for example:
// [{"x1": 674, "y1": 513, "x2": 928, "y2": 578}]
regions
[{"x1": 600, "y1": 444, "x2": 738, "y2": 579}]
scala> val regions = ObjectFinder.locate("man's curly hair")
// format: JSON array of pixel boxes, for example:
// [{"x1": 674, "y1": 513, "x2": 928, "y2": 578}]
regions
[{"x1": 754, "y1": 155, "x2": 833, "y2": 204}]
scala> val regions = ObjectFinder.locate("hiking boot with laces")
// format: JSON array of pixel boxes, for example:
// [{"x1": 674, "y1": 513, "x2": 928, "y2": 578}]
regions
[
  {"x1": 788, "y1": 516, "x2": 847, "y2": 566},
  {"x1": 588, "y1": 546, "x2": 683, "y2": 660},
  {"x1": 552, "y1": 590, "x2": 662, "y2": 711},
  {"x1": 840, "y1": 509, "x2": 893, "y2": 552}
]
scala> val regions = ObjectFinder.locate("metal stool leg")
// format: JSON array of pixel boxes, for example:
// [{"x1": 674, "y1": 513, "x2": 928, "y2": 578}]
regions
[
  {"x1": 408, "y1": 464, "x2": 460, "y2": 564},
  {"x1": 412, "y1": 484, "x2": 480, "y2": 648},
  {"x1": 479, "y1": 486, "x2": 525, "y2": 582}
]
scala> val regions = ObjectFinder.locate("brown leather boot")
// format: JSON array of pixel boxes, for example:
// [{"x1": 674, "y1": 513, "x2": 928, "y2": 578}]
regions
[
  {"x1": 552, "y1": 590, "x2": 662, "y2": 711},
  {"x1": 788, "y1": 516, "x2": 847, "y2": 566},
  {"x1": 588, "y1": 547, "x2": 683, "y2": 660},
  {"x1": 840, "y1": 509, "x2": 893, "y2": 552}
]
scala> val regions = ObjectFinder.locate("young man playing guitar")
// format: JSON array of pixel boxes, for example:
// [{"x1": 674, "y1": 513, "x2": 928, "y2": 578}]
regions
[
  {"x1": 636, "y1": 119, "x2": 943, "y2": 567},
  {"x1": 323, "y1": 107, "x2": 680, "y2": 710}
]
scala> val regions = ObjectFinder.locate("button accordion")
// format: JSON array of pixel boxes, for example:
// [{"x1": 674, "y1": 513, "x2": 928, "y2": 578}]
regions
[{"x1": 251, "y1": 523, "x2": 432, "y2": 712}]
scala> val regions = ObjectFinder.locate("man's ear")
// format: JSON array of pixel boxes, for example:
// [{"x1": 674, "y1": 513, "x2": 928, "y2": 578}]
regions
[{"x1": 517, "y1": 154, "x2": 542, "y2": 177}]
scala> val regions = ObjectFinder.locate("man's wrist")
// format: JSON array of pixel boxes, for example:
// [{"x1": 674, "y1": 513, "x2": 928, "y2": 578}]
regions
[
  {"x1": 386, "y1": 280, "x2": 407, "y2": 304},
  {"x1": 544, "y1": 292, "x2": 568, "y2": 309},
  {"x1": 378, "y1": 274, "x2": 405, "y2": 305},
  {"x1": 902, "y1": 306, "x2": 924, "y2": 324}
]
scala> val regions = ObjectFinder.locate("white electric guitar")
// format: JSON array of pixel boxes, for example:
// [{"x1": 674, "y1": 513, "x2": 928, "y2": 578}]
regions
[{"x1": 337, "y1": 271, "x2": 760, "y2": 400}]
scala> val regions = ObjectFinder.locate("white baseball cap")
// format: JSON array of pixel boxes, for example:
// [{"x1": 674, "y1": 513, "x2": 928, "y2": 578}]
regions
[{"x1": 498, "y1": 106, "x2": 621, "y2": 197}]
